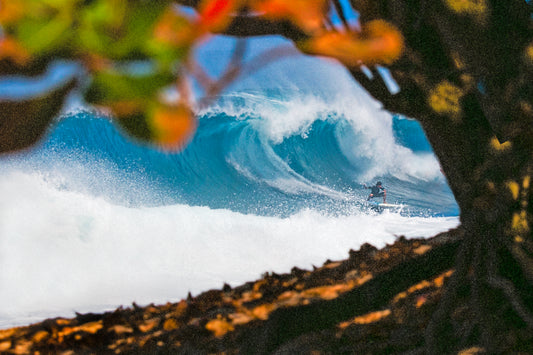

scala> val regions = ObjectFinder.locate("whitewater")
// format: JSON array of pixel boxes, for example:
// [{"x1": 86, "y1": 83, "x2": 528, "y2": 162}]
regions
[{"x1": 0, "y1": 36, "x2": 459, "y2": 328}]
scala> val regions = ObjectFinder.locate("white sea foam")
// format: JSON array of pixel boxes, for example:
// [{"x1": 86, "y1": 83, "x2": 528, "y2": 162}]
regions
[
  {"x1": 195, "y1": 37, "x2": 442, "y2": 183},
  {"x1": 201, "y1": 89, "x2": 441, "y2": 183},
  {"x1": 0, "y1": 35, "x2": 456, "y2": 329},
  {"x1": 0, "y1": 171, "x2": 459, "y2": 328}
]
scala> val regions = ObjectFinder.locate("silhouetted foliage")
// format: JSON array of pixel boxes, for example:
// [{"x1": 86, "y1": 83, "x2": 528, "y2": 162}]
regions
[{"x1": 1, "y1": 0, "x2": 531, "y2": 352}]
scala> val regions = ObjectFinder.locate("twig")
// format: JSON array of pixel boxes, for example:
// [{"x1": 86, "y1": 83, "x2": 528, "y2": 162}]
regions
[
  {"x1": 195, "y1": 44, "x2": 302, "y2": 109},
  {"x1": 425, "y1": 236, "x2": 472, "y2": 352},
  {"x1": 473, "y1": 236, "x2": 492, "y2": 349},
  {"x1": 239, "y1": 44, "x2": 303, "y2": 79},
  {"x1": 206, "y1": 38, "x2": 248, "y2": 98},
  {"x1": 187, "y1": 59, "x2": 215, "y2": 92},
  {"x1": 507, "y1": 241, "x2": 533, "y2": 285},
  {"x1": 330, "y1": 0, "x2": 350, "y2": 30},
  {"x1": 487, "y1": 241, "x2": 533, "y2": 330},
  {"x1": 486, "y1": 276, "x2": 533, "y2": 329}
]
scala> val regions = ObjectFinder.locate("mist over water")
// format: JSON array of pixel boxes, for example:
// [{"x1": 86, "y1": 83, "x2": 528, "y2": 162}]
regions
[{"x1": 0, "y1": 36, "x2": 459, "y2": 328}]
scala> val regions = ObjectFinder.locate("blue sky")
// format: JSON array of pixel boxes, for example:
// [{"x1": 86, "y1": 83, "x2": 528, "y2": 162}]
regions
[{"x1": 0, "y1": 1, "x2": 402, "y2": 105}]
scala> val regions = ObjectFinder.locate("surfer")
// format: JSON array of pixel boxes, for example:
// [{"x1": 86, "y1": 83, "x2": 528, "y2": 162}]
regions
[{"x1": 364, "y1": 181, "x2": 387, "y2": 203}]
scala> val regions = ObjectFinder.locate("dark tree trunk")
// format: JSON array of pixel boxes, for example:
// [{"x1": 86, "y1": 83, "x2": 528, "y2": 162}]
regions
[
  {"x1": 182, "y1": 0, "x2": 533, "y2": 351},
  {"x1": 349, "y1": 0, "x2": 533, "y2": 351}
]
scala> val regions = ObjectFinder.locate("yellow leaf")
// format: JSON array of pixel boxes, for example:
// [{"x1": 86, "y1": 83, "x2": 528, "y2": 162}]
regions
[
  {"x1": 301, "y1": 284, "x2": 348, "y2": 300},
  {"x1": 458, "y1": 347, "x2": 486, "y2": 355},
  {"x1": 229, "y1": 312, "x2": 254, "y2": 325},
  {"x1": 252, "y1": 304, "x2": 276, "y2": 320},
  {"x1": 523, "y1": 175, "x2": 530, "y2": 189},
  {"x1": 0, "y1": 341, "x2": 10, "y2": 352},
  {"x1": 32, "y1": 330, "x2": 49, "y2": 343},
  {"x1": 511, "y1": 211, "x2": 529, "y2": 234},
  {"x1": 110, "y1": 324, "x2": 134, "y2": 334},
  {"x1": 445, "y1": 0, "x2": 488, "y2": 22},
  {"x1": 506, "y1": 180, "x2": 520, "y2": 200},
  {"x1": 413, "y1": 245, "x2": 431, "y2": 255},
  {"x1": 434, "y1": 270, "x2": 454, "y2": 288},
  {"x1": 428, "y1": 80, "x2": 464, "y2": 119},
  {"x1": 490, "y1": 137, "x2": 512, "y2": 152},
  {"x1": 60, "y1": 321, "x2": 103, "y2": 337},
  {"x1": 139, "y1": 318, "x2": 160, "y2": 333},
  {"x1": 525, "y1": 42, "x2": 533, "y2": 65}
]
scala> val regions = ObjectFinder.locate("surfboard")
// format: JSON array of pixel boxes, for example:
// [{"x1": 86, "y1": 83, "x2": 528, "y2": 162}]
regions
[
  {"x1": 366, "y1": 200, "x2": 405, "y2": 211},
  {"x1": 377, "y1": 203, "x2": 404, "y2": 209}
]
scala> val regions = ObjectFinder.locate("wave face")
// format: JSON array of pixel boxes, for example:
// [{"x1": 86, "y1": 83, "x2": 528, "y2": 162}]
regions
[
  {"x1": 0, "y1": 42, "x2": 459, "y2": 327},
  {"x1": 3, "y1": 91, "x2": 457, "y2": 216}
]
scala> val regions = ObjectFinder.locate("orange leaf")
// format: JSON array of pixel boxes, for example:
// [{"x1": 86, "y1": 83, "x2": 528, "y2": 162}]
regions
[
  {"x1": 198, "y1": 0, "x2": 242, "y2": 32},
  {"x1": 339, "y1": 309, "x2": 391, "y2": 327},
  {"x1": 108, "y1": 100, "x2": 145, "y2": 117},
  {"x1": 150, "y1": 103, "x2": 197, "y2": 151},
  {"x1": 250, "y1": 0, "x2": 326, "y2": 33},
  {"x1": 163, "y1": 318, "x2": 179, "y2": 331},
  {"x1": 153, "y1": 7, "x2": 197, "y2": 47},
  {"x1": 0, "y1": 37, "x2": 30, "y2": 65},
  {"x1": 0, "y1": 0, "x2": 25, "y2": 25},
  {"x1": 304, "y1": 20, "x2": 403, "y2": 66},
  {"x1": 252, "y1": 304, "x2": 276, "y2": 320},
  {"x1": 82, "y1": 53, "x2": 113, "y2": 72},
  {"x1": 205, "y1": 317, "x2": 234, "y2": 337}
]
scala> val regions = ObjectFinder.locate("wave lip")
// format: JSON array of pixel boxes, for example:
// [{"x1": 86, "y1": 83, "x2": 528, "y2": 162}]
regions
[
  {"x1": 1, "y1": 86, "x2": 457, "y2": 216},
  {"x1": 0, "y1": 94, "x2": 459, "y2": 329}
]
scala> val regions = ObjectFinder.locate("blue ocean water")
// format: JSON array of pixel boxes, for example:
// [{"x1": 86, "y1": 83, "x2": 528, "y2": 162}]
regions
[
  {"x1": 0, "y1": 36, "x2": 460, "y2": 328},
  {"x1": 3, "y1": 95, "x2": 457, "y2": 217}
]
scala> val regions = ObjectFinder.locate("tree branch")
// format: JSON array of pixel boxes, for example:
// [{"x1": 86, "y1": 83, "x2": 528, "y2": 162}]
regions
[
  {"x1": 222, "y1": 16, "x2": 308, "y2": 41},
  {"x1": 331, "y1": 0, "x2": 350, "y2": 29},
  {"x1": 173, "y1": 1, "x2": 308, "y2": 41}
]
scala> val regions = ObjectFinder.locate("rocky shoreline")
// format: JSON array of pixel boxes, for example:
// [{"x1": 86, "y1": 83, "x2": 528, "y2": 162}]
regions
[{"x1": 1, "y1": 227, "x2": 531, "y2": 354}]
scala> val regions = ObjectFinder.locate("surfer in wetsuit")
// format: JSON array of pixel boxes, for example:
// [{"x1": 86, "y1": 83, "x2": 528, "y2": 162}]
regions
[{"x1": 364, "y1": 181, "x2": 387, "y2": 203}]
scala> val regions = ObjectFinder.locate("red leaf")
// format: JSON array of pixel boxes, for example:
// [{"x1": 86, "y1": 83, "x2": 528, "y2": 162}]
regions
[{"x1": 198, "y1": 0, "x2": 242, "y2": 32}]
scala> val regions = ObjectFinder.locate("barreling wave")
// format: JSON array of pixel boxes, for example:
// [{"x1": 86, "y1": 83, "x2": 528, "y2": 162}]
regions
[
  {"x1": 0, "y1": 37, "x2": 461, "y2": 329},
  {"x1": 1, "y1": 90, "x2": 458, "y2": 216}
]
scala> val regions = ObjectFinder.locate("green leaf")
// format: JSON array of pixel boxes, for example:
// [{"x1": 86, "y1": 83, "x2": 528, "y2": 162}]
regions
[
  {"x1": 115, "y1": 112, "x2": 154, "y2": 142},
  {"x1": 14, "y1": 13, "x2": 73, "y2": 55},
  {"x1": 5, "y1": 0, "x2": 78, "y2": 56},
  {"x1": 145, "y1": 40, "x2": 190, "y2": 71},
  {"x1": 84, "y1": 67, "x2": 174, "y2": 106},
  {"x1": 77, "y1": 0, "x2": 170, "y2": 60}
]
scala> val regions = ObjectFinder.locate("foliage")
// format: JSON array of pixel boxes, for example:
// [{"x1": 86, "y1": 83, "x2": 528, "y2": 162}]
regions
[
  {"x1": 1, "y1": 0, "x2": 532, "y2": 352},
  {"x1": 0, "y1": 0, "x2": 402, "y2": 152}
]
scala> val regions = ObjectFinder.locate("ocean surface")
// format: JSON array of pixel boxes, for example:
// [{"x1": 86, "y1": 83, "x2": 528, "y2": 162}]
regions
[{"x1": 0, "y1": 36, "x2": 459, "y2": 328}]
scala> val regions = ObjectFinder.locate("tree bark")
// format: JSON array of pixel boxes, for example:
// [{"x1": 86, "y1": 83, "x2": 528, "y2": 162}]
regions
[
  {"x1": 351, "y1": 1, "x2": 533, "y2": 351},
  {"x1": 178, "y1": 0, "x2": 533, "y2": 351}
]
